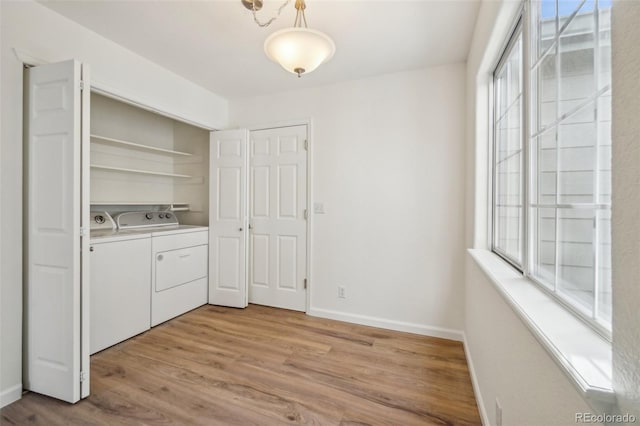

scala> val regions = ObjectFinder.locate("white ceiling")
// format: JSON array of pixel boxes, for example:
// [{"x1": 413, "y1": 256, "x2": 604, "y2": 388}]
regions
[{"x1": 38, "y1": 0, "x2": 480, "y2": 99}]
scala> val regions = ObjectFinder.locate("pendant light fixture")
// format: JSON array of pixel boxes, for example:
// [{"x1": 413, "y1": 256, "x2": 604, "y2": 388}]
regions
[{"x1": 247, "y1": 0, "x2": 335, "y2": 78}]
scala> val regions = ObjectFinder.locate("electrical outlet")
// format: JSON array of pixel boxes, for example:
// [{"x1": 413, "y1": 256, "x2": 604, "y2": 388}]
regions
[
  {"x1": 338, "y1": 286, "x2": 346, "y2": 299},
  {"x1": 495, "y1": 399, "x2": 503, "y2": 426}
]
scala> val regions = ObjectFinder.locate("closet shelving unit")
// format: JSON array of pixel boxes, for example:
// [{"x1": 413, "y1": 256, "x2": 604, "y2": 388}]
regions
[{"x1": 90, "y1": 134, "x2": 194, "y2": 178}]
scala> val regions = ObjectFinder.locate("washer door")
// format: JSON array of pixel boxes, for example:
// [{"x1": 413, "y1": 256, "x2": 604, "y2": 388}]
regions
[{"x1": 155, "y1": 244, "x2": 208, "y2": 292}]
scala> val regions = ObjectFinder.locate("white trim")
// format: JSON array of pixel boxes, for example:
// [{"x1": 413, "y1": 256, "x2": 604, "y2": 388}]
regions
[
  {"x1": 462, "y1": 335, "x2": 489, "y2": 426},
  {"x1": 13, "y1": 48, "x2": 47, "y2": 66},
  {"x1": 305, "y1": 119, "x2": 313, "y2": 315},
  {"x1": 90, "y1": 84, "x2": 216, "y2": 131},
  {"x1": 0, "y1": 384, "x2": 22, "y2": 408},
  {"x1": 247, "y1": 117, "x2": 312, "y2": 132},
  {"x1": 307, "y1": 307, "x2": 464, "y2": 342},
  {"x1": 467, "y1": 249, "x2": 615, "y2": 414}
]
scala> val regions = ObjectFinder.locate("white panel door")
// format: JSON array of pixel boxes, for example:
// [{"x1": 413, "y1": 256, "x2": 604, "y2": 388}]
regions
[
  {"x1": 209, "y1": 129, "x2": 248, "y2": 308},
  {"x1": 24, "y1": 60, "x2": 90, "y2": 403},
  {"x1": 249, "y1": 125, "x2": 307, "y2": 311}
]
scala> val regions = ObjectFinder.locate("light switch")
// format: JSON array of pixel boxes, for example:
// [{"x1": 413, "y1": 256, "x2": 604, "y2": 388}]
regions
[{"x1": 313, "y1": 202, "x2": 325, "y2": 214}]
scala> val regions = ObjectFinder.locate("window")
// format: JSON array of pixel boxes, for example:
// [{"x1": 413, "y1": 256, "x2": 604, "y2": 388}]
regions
[
  {"x1": 493, "y1": 21, "x2": 524, "y2": 267},
  {"x1": 492, "y1": 0, "x2": 612, "y2": 334}
]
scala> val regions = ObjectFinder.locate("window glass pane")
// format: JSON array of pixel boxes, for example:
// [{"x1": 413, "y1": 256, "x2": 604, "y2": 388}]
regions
[
  {"x1": 534, "y1": 52, "x2": 557, "y2": 130},
  {"x1": 558, "y1": 1, "x2": 596, "y2": 118},
  {"x1": 598, "y1": 92, "x2": 612, "y2": 204},
  {"x1": 556, "y1": 208, "x2": 595, "y2": 314},
  {"x1": 597, "y1": 208, "x2": 612, "y2": 324},
  {"x1": 528, "y1": 0, "x2": 612, "y2": 332},
  {"x1": 531, "y1": 207, "x2": 556, "y2": 289},
  {"x1": 495, "y1": 206, "x2": 523, "y2": 260},
  {"x1": 557, "y1": 102, "x2": 596, "y2": 203},
  {"x1": 532, "y1": 130, "x2": 558, "y2": 205},
  {"x1": 538, "y1": 0, "x2": 556, "y2": 57},
  {"x1": 493, "y1": 30, "x2": 523, "y2": 266},
  {"x1": 598, "y1": 6, "x2": 612, "y2": 90}
]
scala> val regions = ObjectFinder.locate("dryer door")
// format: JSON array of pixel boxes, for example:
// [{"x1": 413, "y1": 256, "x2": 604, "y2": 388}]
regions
[{"x1": 156, "y1": 245, "x2": 208, "y2": 292}]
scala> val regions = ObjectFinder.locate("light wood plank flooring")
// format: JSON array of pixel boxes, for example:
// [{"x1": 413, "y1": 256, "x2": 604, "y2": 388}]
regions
[{"x1": 1, "y1": 305, "x2": 481, "y2": 425}]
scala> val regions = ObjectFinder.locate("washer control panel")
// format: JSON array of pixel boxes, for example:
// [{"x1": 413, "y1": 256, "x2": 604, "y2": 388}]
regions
[
  {"x1": 90, "y1": 211, "x2": 116, "y2": 231},
  {"x1": 115, "y1": 211, "x2": 178, "y2": 229}
]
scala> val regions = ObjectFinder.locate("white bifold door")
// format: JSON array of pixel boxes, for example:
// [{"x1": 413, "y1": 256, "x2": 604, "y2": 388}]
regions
[
  {"x1": 209, "y1": 125, "x2": 308, "y2": 312},
  {"x1": 24, "y1": 60, "x2": 91, "y2": 403},
  {"x1": 209, "y1": 129, "x2": 249, "y2": 308}
]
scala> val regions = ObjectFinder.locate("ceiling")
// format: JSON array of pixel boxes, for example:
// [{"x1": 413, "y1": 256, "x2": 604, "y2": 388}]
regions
[{"x1": 38, "y1": 0, "x2": 480, "y2": 99}]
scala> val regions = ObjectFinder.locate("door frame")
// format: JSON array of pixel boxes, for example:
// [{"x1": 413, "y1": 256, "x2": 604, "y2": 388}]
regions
[{"x1": 247, "y1": 118, "x2": 313, "y2": 313}]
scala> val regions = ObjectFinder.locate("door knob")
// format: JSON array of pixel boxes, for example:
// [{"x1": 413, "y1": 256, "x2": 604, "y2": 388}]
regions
[{"x1": 89, "y1": 246, "x2": 94, "y2": 252}]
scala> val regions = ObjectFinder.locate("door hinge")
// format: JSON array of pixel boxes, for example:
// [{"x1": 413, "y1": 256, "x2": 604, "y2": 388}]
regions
[
  {"x1": 304, "y1": 209, "x2": 308, "y2": 220},
  {"x1": 80, "y1": 371, "x2": 87, "y2": 382},
  {"x1": 80, "y1": 227, "x2": 88, "y2": 237},
  {"x1": 304, "y1": 278, "x2": 308, "y2": 289},
  {"x1": 80, "y1": 81, "x2": 85, "y2": 91},
  {"x1": 304, "y1": 139, "x2": 308, "y2": 151}
]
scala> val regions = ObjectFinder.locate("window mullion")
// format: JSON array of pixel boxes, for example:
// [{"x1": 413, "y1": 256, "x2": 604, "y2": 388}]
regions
[
  {"x1": 592, "y1": 0, "x2": 602, "y2": 321},
  {"x1": 553, "y1": 0, "x2": 561, "y2": 294},
  {"x1": 522, "y1": 3, "x2": 531, "y2": 276},
  {"x1": 492, "y1": 74, "x2": 499, "y2": 253}
]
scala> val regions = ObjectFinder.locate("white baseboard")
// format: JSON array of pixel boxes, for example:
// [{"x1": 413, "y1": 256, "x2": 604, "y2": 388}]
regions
[
  {"x1": 307, "y1": 307, "x2": 464, "y2": 342},
  {"x1": 0, "y1": 383, "x2": 22, "y2": 408},
  {"x1": 463, "y1": 334, "x2": 489, "y2": 426}
]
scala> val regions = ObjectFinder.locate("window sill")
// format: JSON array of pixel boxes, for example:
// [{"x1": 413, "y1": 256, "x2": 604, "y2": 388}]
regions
[{"x1": 467, "y1": 249, "x2": 615, "y2": 412}]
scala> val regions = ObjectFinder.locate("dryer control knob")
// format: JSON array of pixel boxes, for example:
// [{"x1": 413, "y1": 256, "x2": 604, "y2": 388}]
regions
[{"x1": 145, "y1": 213, "x2": 153, "y2": 220}]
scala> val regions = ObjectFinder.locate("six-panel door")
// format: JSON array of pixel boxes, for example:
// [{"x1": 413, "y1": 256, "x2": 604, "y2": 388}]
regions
[
  {"x1": 249, "y1": 125, "x2": 308, "y2": 311},
  {"x1": 209, "y1": 129, "x2": 249, "y2": 308}
]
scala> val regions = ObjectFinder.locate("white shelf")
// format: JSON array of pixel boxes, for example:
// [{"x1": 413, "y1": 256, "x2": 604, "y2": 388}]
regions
[
  {"x1": 90, "y1": 134, "x2": 192, "y2": 157},
  {"x1": 90, "y1": 202, "x2": 188, "y2": 206},
  {"x1": 91, "y1": 164, "x2": 192, "y2": 178}
]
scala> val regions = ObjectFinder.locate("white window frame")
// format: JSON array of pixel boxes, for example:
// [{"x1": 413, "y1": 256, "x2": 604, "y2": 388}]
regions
[
  {"x1": 490, "y1": 0, "x2": 612, "y2": 340},
  {"x1": 491, "y1": 17, "x2": 526, "y2": 272}
]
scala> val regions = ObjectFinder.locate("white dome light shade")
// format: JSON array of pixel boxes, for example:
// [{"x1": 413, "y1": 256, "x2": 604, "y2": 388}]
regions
[{"x1": 264, "y1": 28, "x2": 336, "y2": 76}]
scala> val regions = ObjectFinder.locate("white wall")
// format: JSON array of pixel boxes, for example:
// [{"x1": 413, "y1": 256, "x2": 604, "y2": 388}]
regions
[
  {"x1": 611, "y1": 0, "x2": 640, "y2": 418},
  {"x1": 0, "y1": 0, "x2": 228, "y2": 406},
  {"x1": 230, "y1": 64, "x2": 467, "y2": 337}
]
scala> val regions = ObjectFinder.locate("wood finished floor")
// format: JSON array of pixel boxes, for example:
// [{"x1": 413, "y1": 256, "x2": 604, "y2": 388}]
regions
[{"x1": 1, "y1": 305, "x2": 481, "y2": 425}]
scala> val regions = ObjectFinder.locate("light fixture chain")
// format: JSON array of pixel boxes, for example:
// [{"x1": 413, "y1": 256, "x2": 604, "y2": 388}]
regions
[
  {"x1": 252, "y1": 0, "x2": 291, "y2": 28},
  {"x1": 292, "y1": 0, "x2": 307, "y2": 28}
]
